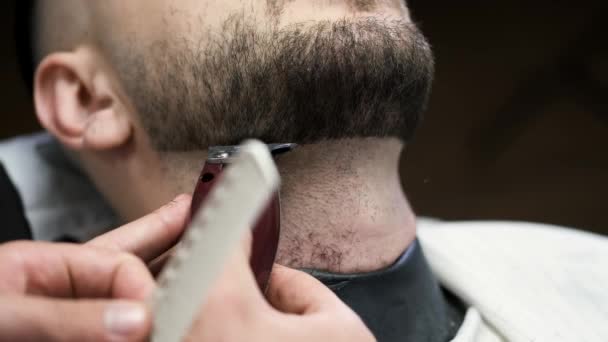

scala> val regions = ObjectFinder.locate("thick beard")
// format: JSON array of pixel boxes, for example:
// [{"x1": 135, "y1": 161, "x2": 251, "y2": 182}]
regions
[{"x1": 115, "y1": 15, "x2": 434, "y2": 151}]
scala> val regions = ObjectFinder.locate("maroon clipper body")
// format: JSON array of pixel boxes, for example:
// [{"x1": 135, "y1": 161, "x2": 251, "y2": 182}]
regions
[{"x1": 190, "y1": 143, "x2": 296, "y2": 292}]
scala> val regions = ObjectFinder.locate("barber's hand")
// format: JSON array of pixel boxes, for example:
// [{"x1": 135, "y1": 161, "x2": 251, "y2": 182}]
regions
[
  {"x1": 0, "y1": 194, "x2": 192, "y2": 342},
  {"x1": 0, "y1": 192, "x2": 373, "y2": 342},
  {"x1": 186, "y1": 236, "x2": 376, "y2": 341}
]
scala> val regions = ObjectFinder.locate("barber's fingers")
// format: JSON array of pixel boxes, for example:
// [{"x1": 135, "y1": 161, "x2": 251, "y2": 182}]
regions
[
  {"x1": 0, "y1": 242, "x2": 154, "y2": 300},
  {"x1": 267, "y1": 265, "x2": 376, "y2": 341},
  {"x1": 0, "y1": 296, "x2": 150, "y2": 342},
  {"x1": 88, "y1": 194, "x2": 191, "y2": 262},
  {"x1": 266, "y1": 264, "x2": 346, "y2": 315}
]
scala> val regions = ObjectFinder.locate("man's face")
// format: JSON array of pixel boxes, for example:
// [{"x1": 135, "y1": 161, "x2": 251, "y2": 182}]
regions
[{"x1": 92, "y1": 0, "x2": 433, "y2": 150}]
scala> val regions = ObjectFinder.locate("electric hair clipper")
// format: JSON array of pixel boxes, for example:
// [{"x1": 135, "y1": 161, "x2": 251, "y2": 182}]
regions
[
  {"x1": 153, "y1": 140, "x2": 295, "y2": 342},
  {"x1": 190, "y1": 143, "x2": 296, "y2": 291}
]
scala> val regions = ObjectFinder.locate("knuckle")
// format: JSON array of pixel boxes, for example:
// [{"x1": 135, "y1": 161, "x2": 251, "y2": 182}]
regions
[
  {"x1": 117, "y1": 251, "x2": 146, "y2": 267},
  {"x1": 119, "y1": 251, "x2": 139, "y2": 262},
  {"x1": 88, "y1": 235, "x2": 124, "y2": 253}
]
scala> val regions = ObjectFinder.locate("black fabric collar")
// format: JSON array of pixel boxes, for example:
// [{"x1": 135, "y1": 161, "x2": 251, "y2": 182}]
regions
[{"x1": 304, "y1": 240, "x2": 464, "y2": 342}]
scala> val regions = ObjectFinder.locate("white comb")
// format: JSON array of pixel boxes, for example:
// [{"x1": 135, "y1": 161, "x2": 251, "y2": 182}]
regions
[{"x1": 151, "y1": 140, "x2": 280, "y2": 342}]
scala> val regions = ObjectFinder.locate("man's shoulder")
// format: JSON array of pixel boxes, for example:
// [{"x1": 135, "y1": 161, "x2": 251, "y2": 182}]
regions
[
  {"x1": 418, "y1": 219, "x2": 607, "y2": 255},
  {"x1": 0, "y1": 133, "x2": 61, "y2": 209},
  {"x1": 418, "y1": 219, "x2": 608, "y2": 342},
  {"x1": 0, "y1": 133, "x2": 118, "y2": 242},
  {"x1": 0, "y1": 132, "x2": 79, "y2": 206},
  {"x1": 0, "y1": 132, "x2": 54, "y2": 167}
]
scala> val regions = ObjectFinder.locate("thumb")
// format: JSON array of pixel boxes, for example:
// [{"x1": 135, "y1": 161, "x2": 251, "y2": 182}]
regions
[
  {"x1": 266, "y1": 264, "x2": 345, "y2": 315},
  {"x1": 0, "y1": 296, "x2": 151, "y2": 342}
]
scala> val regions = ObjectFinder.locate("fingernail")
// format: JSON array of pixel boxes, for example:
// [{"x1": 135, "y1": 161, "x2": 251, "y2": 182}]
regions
[{"x1": 104, "y1": 302, "x2": 147, "y2": 338}]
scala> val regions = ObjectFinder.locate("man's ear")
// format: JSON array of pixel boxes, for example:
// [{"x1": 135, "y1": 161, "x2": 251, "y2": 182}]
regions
[{"x1": 34, "y1": 51, "x2": 132, "y2": 151}]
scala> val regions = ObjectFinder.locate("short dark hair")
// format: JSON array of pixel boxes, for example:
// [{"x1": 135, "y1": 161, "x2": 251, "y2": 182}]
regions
[{"x1": 14, "y1": 0, "x2": 36, "y2": 92}]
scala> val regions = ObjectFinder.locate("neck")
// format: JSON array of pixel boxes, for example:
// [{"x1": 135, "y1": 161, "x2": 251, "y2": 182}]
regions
[
  {"x1": 274, "y1": 138, "x2": 416, "y2": 273},
  {"x1": 86, "y1": 137, "x2": 416, "y2": 274}
]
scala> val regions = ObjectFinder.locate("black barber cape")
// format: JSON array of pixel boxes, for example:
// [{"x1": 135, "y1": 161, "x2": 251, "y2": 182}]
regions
[
  {"x1": 0, "y1": 162, "x2": 32, "y2": 241},
  {"x1": 307, "y1": 240, "x2": 464, "y2": 342}
]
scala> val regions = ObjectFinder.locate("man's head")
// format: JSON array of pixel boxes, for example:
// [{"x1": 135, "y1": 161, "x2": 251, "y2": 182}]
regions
[{"x1": 24, "y1": 0, "x2": 434, "y2": 219}]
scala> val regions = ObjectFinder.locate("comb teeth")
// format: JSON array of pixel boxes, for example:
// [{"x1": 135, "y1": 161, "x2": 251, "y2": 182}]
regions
[{"x1": 151, "y1": 140, "x2": 280, "y2": 342}]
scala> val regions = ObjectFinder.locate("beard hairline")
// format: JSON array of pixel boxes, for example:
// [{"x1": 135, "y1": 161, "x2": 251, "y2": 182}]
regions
[{"x1": 112, "y1": 15, "x2": 435, "y2": 151}]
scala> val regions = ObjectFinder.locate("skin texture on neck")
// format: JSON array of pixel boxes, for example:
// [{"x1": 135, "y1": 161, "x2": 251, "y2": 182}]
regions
[
  {"x1": 275, "y1": 138, "x2": 415, "y2": 273},
  {"x1": 81, "y1": 137, "x2": 416, "y2": 274}
]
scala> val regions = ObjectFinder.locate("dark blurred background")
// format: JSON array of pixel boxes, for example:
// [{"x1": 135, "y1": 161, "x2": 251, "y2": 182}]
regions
[{"x1": 1, "y1": 1, "x2": 607, "y2": 235}]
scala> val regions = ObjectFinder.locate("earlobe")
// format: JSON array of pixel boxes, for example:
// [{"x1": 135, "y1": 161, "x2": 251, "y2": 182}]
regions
[
  {"x1": 82, "y1": 108, "x2": 132, "y2": 150},
  {"x1": 34, "y1": 51, "x2": 133, "y2": 152}
]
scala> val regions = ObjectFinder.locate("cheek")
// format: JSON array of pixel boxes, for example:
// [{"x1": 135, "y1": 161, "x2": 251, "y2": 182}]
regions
[{"x1": 163, "y1": 0, "x2": 268, "y2": 35}]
